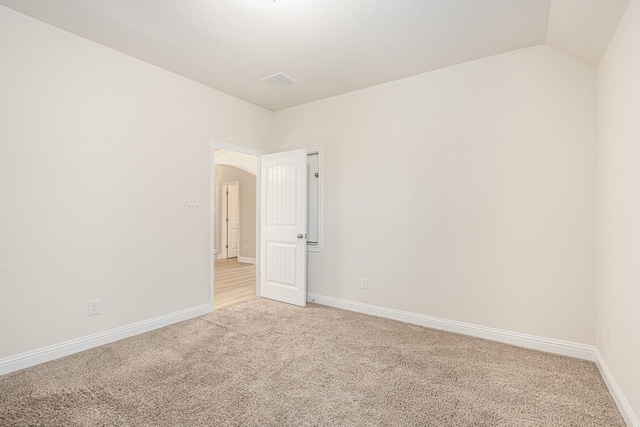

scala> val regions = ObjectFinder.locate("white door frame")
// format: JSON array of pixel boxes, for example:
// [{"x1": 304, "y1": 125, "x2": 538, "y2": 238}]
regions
[
  {"x1": 220, "y1": 181, "x2": 240, "y2": 260},
  {"x1": 210, "y1": 140, "x2": 263, "y2": 311}
]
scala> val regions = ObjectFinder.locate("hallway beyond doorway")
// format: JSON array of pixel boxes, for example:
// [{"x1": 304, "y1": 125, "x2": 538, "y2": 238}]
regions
[{"x1": 213, "y1": 258, "x2": 256, "y2": 310}]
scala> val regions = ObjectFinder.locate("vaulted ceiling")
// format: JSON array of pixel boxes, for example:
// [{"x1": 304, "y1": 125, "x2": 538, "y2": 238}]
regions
[{"x1": 0, "y1": 0, "x2": 630, "y2": 111}]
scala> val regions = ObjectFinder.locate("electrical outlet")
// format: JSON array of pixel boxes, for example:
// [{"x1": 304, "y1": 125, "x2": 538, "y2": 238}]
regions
[
  {"x1": 361, "y1": 278, "x2": 368, "y2": 290},
  {"x1": 89, "y1": 299, "x2": 100, "y2": 316},
  {"x1": 187, "y1": 195, "x2": 199, "y2": 207}
]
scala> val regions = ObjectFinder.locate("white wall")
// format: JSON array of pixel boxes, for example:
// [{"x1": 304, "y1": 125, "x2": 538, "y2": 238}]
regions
[
  {"x1": 0, "y1": 6, "x2": 273, "y2": 359},
  {"x1": 597, "y1": 0, "x2": 640, "y2": 419},
  {"x1": 275, "y1": 45, "x2": 597, "y2": 345}
]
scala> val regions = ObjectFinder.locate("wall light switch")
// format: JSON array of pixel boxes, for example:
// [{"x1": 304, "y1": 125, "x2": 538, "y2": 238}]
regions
[{"x1": 188, "y1": 195, "x2": 199, "y2": 207}]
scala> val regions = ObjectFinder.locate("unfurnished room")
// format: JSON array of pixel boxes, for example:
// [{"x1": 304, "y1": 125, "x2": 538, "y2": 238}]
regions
[{"x1": 0, "y1": 0, "x2": 639, "y2": 425}]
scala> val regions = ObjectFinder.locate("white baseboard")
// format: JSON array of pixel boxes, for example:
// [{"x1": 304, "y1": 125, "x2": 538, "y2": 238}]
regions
[
  {"x1": 311, "y1": 293, "x2": 640, "y2": 423},
  {"x1": 0, "y1": 303, "x2": 212, "y2": 376},
  {"x1": 596, "y1": 349, "x2": 640, "y2": 427},
  {"x1": 307, "y1": 293, "x2": 596, "y2": 361},
  {"x1": 237, "y1": 256, "x2": 256, "y2": 264}
]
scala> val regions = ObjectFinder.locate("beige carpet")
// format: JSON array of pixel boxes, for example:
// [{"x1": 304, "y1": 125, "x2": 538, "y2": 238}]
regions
[{"x1": 0, "y1": 298, "x2": 624, "y2": 426}]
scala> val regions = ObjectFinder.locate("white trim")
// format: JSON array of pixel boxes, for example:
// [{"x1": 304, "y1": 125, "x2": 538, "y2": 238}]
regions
[
  {"x1": 255, "y1": 155, "x2": 261, "y2": 296},
  {"x1": 306, "y1": 147, "x2": 323, "y2": 252},
  {"x1": 238, "y1": 256, "x2": 256, "y2": 264},
  {"x1": 209, "y1": 147, "x2": 215, "y2": 310},
  {"x1": 307, "y1": 293, "x2": 596, "y2": 361},
  {"x1": 0, "y1": 304, "x2": 211, "y2": 376},
  {"x1": 211, "y1": 140, "x2": 264, "y2": 157},
  {"x1": 214, "y1": 149, "x2": 257, "y2": 176},
  {"x1": 596, "y1": 349, "x2": 640, "y2": 427}
]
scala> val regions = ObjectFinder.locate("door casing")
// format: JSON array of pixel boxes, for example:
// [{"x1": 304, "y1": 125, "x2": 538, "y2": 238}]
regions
[{"x1": 211, "y1": 141, "x2": 262, "y2": 311}]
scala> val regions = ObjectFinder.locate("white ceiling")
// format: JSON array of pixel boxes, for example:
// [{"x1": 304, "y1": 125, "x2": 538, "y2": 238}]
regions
[
  {"x1": 547, "y1": 0, "x2": 630, "y2": 67},
  {"x1": 0, "y1": 0, "x2": 630, "y2": 111}
]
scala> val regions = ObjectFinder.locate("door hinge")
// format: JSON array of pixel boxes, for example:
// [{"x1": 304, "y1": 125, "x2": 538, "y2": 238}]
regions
[
  {"x1": 225, "y1": 218, "x2": 228, "y2": 222},
  {"x1": 226, "y1": 245, "x2": 228, "y2": 248}
]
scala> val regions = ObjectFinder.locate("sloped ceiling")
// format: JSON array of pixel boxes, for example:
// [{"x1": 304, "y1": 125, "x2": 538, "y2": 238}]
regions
[
  {"x1": 0, "y1": 0, "x2": 630, "y2": 111},
  {"x1": 547, "y1": 0, "x2": 630, "y2": 67}
]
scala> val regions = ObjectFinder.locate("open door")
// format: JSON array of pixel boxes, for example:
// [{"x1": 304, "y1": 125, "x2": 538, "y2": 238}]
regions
[
  {"x1": 225, "y1": 183, "x2": 239, "y2": 258},
  {"x1": 260, "y1": 149, "x2": 307, "y2": 306}
]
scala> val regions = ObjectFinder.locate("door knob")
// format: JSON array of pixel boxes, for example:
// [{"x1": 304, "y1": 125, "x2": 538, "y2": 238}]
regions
[{"x1": 297, "y1": 233, "x2": 304, "y2": 239}]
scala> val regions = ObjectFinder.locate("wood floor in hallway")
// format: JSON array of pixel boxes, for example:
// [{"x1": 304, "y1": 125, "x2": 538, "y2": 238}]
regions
[{"x1": 213, "y1": 258, "x2": 256, "y2": 310}]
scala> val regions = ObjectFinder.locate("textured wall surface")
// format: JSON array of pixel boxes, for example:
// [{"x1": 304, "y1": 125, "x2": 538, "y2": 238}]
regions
[
  {"x1": 0, "y1": 6, "x2": 272, "y2": 358},
  {"x1": 597, "y1": 0, "x2": 640, "y2": 420},
  {"x1": 275, "y1": 45, "x2": 597, "y2": 345}
]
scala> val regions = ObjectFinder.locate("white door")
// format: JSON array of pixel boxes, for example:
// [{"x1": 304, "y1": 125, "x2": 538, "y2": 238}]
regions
[
  {"x1": 260, "y1": 149, "x2": 307, "y2": 306},
  {"x1": 221, "y1": 183, "x2": 240, "y2": 259},
  {"x1": 226, "y1": 184, "x2": 239, "y2": 258}
]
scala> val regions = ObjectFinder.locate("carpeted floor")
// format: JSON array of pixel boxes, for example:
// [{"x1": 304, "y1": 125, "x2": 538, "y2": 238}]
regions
[{"x1": 0, "y1": 298, "x2": 625, "y2": 426}]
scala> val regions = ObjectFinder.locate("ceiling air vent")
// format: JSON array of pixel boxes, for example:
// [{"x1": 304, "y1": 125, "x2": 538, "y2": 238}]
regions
[{"x1": 262, "y1": 72, "x2": 298, "y2": 86}]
